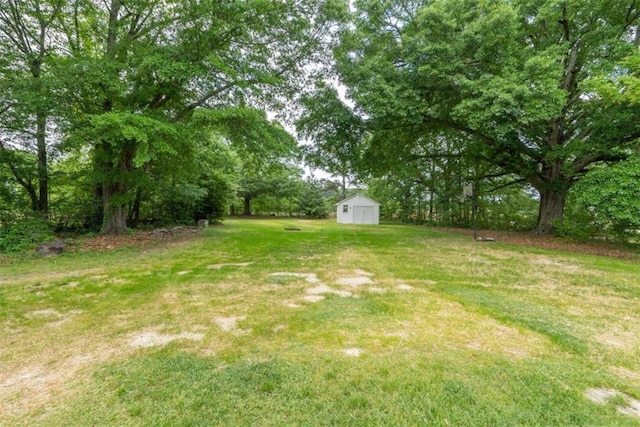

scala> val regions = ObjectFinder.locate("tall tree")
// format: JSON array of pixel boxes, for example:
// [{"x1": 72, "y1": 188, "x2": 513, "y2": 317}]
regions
[
  {"x1": 337, "y1": 0, "x2": 640, "y2": 233},
  {"x1": 55, "y1": 0, "x2": 346, "y2": 234},
  {"x1": 0, "y1": 0, "x2": 63, "y2": 215},
  {"x1": 230, "y1": 115, "x2": 300, "y2": 216},
  {"x1": 296, "y1": 85, "x2": 365, "y2": 199}
]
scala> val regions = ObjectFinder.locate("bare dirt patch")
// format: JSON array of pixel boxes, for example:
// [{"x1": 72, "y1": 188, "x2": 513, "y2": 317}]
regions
[
  {"x1": 71, "y1": 226, "x2": 204, "y2": 252},
  {"x1": 0, "y1": 339, "x2": 124, "y2": 419},
  {"x1": 609, "y1": 366, "x2": 640, "y2": 381},
  {"x1": 25, "y1": 308, "x2": 62, "y2": 319},
  {"x1": 441, "y1": 228, "x2": 639, "y2": 260},
  {"x1": 24, "y1": 308, "x2": 84, "y2": 328},
  {"x1": 336, "y1": 276, "x2": 374, "y2": 287},
  {"x1": 595, "y1": 325, "x2": 640, "y2": 350},
  {"x1": 270, "y1": 272, "x2": 358, "y2": 303},
  {"x1": 532, "y1": 256, "x2": 581, "y2": 273},
  {"x1": 354, "y1": 269, "x2": 374, "y2": 276},
  {"x1": 208, "y1": 262, "x2": 253, "y2": 270},
  {"x1": 285, "y1": 302, "x2": 303, "y2": 308},
  {"x1": 585, "y1": 388, "x2": 640, "y2": 418},
  {"x1": 307, "y1": 284, "x2": 351, "y2": 298},
  {"x1": 269, "y1": 272, "x2": 320, "y2": 283},
  {"x1": 129, "y1": 331, "x2": 204, "y2": 348},
  {"x1": 341, "y1": 348, "x2": 363, "y2": 357},
  {"x1": 214, "y1": 316, "x2": 246, "y2": 332}
]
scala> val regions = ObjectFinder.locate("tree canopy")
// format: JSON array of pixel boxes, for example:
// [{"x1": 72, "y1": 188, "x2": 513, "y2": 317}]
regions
[
  {"x1": 335, "y1": 0, "x2": 640, "y2": 233},
  {"x1": 1, "y1": 0, "x2": 348, "y2": 235},
  {"x1": 296, "y1": 85, "x2": 365, "y2": 199},
  {"x1": 4, "y1": 0, "x2": 640, "y2": 243}
]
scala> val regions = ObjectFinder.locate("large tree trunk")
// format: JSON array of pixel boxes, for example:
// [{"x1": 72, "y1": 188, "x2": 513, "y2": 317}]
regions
[
  {"x1": 98, "y1": 141, "x2": 134, "y2": 235},
  {"x1": 36, "y1": 110, "x2": 48, "y2": 214},
  {"x1": 102, "y1": 184, "x2": 128, "y2": 235},
  {"x1": 128, "y1": 189, "x2": 141, "y2": 227},
  {"x1": 535, "y1": 188, "x2": 566, "y2": 234},
  {"x1": 32, "y1": 5, "x2": 49, "y2": 217},
  {"x1": 26, "y1": 183, "x2": 39, "y2": 212},
  {"x1": 243, "y1": 196, "x2": 252, "y2": 215},
  {"x1": 98, "y1": 0, "x2": 127, "y2": 236}
]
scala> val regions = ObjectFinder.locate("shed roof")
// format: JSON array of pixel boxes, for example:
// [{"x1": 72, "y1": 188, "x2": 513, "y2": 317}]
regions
[{"x1": 335, "y1": 193, "x2": 381, "y2": 206}]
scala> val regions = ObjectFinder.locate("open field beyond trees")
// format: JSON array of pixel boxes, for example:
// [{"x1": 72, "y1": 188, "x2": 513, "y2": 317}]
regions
[{"x1": 1, "y1": 219, "x2": 640, "y2": 425}]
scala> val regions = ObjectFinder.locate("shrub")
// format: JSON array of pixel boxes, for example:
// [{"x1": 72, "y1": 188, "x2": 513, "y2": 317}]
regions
[
  {"x1": 566, "y1": 157, "x2": 640, "y2": 241},
  {"x1": 0, "y1": 218, "x2": 55, "y2": 253}
]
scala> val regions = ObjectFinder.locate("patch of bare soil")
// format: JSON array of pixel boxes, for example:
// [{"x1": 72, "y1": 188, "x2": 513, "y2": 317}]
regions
[
  {"x1": 213, "y1": 316, "x2": 246, "y2": 332},
  {"x1": 208, "y1": 262, "x2": 253, "y2": 270},
  {"x1": 341, "y1": 348, "x2": 363, "y2": 357},
  {"x1": 336, "y1": 276, "x2": 374, "y2": 287},
  {"x1": 128, "y1": 330, "x2": 204, "y2": 348},
  {"x1": 585, "y1": 388, "x2": 640, "y2": 418},
  {"x1": 440, "y1": 228, "x2": 640, "y2": 260},
  {"x1": 70, "y1": 226, "x2": 204, "y2": 252}
]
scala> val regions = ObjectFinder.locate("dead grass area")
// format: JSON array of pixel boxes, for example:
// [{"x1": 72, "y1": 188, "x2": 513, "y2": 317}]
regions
[
  {"x1": 0, "y1": 331, "x2": 127, "y2": 418},
  {"x1": 440, "y1": 227, "x2": 640, "y2": 260},
  {"x1": 2, "y1": 220, "x2": 640, "y2": 425}
]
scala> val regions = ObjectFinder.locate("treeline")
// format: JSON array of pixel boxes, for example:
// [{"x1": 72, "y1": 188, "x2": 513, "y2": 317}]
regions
[
  {"x1": 0, "y1": 0, "x2": 346, "y2": 252},
  {"x1": 296, "y1": 0, "x2": 640, "y2": 242},
  {"x1": 4, "y1": 0, "x2": 640, "y2": 253}
]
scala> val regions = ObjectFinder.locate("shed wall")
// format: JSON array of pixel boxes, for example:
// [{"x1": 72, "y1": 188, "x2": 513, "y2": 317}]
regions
[{"x1": 336, "y1": 195, "x2": 380, "y2": 225}]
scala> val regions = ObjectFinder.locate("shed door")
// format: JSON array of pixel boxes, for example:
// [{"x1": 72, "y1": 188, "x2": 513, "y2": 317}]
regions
[{"x1": 353, "y1": 206, "x2": 374, "y2": 224}]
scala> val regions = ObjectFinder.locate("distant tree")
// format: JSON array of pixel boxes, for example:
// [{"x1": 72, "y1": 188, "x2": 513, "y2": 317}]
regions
[
  {"x1": 0, "y1": 149, "x2": 36, "y2": 221},
  {"x1": 0, "y1": 148, "x2": 40, "y2": 213},
  {"x1": 296, "y1": 178, "x2": 331, "y2": 218},
  {"x1": 296, "y1": 85, "x2": 365, "y2": 200},
  {"x1": 236, "y1": 161, "x2": 301, "y2": 216}
]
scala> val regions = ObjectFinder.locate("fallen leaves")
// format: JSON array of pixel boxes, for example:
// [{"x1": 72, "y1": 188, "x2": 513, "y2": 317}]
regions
[{"x1": 72, "y1": 226, "x2": 204, "y2": 252}]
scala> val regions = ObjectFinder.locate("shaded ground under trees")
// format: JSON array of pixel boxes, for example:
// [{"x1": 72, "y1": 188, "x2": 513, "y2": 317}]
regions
[
  {"x1": 441, "y1": 228, "x2": 639, "y2": 260},
  {"x1": 10, "y1": 222, "x2": 637, "y2": 261}
]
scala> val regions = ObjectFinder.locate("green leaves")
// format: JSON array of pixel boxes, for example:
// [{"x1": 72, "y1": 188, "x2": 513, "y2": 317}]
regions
[
  {"x1": 193, "y1": 108, "x2": 298, "y2": 160},
  {"x1": 570, "y1": 157, "x2": 640, "y2": 239},
  {"x1": 336, "y1": 0, "x2": 640, "y2": 233},
  {"x1": 76, "y1": 112, "x2": 178, "y2": 167},
  {"x1": 296, "y1": 86, "x2": 364, "y2": 183}
]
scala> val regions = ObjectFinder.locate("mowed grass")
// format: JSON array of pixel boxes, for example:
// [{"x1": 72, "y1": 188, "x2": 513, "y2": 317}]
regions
[{"x1": 1, "y1": 219, "x2": 640, "y2": 425}]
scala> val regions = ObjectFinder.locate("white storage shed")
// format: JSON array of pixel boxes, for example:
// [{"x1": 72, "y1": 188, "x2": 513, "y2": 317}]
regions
[{"x1": 336, "y1": 194, "x2": 381, "y2": 225}]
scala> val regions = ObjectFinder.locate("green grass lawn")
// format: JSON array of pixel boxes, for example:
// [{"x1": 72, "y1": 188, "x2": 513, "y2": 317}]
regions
[{"x1": 1, "y1": 219, "x2": 640, "y2": 425}]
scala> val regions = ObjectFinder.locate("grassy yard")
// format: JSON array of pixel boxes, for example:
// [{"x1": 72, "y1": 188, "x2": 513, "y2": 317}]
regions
[{"x1": 1, "y1": 219, "x2": 640, "y2": 426}]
